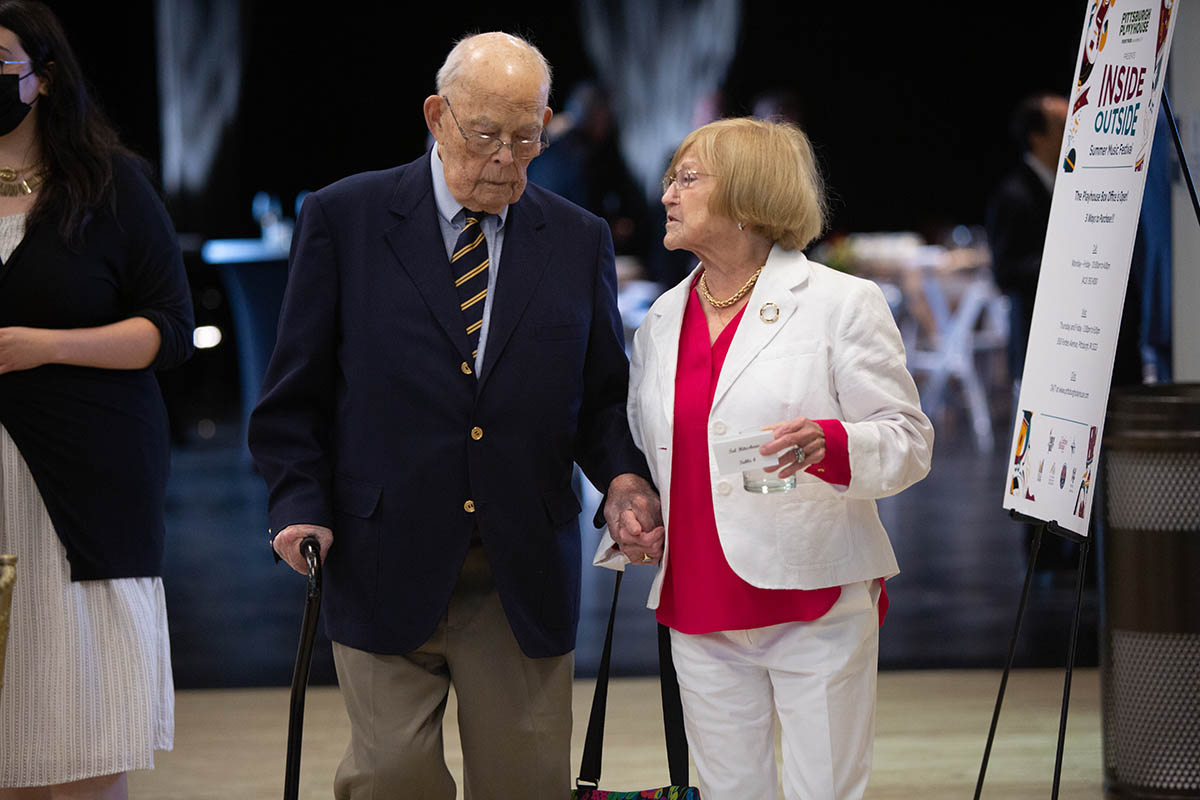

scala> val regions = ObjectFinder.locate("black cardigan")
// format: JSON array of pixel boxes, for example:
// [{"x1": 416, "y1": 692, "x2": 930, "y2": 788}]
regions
[{"x1": 0, "y1": 156, "x2": 194, "y2": 580}]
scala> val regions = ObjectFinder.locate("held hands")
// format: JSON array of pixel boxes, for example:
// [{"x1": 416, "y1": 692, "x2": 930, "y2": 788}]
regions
[
  {"x1": 603, "y1": 473, "x2": 665, "y2": 566},
  {"x1": 0, "y1": 327, "x2": 54, "y2": 374},
  {"x1": 760, "y1": 417, "x2": 826, "y2": 479},
  {"x1": 272, "y1": 523, "x2": 334, "y2": 575}
]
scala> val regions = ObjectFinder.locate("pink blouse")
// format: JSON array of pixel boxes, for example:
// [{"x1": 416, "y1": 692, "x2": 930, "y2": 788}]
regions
[{"x1": 655, "y1": 281, "x2": 888, "y2": 634}]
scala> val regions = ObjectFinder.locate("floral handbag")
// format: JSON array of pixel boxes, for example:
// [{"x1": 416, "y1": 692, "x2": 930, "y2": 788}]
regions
[{"x1": 571, "y1": 572, "x2": 702, "y2": 799}]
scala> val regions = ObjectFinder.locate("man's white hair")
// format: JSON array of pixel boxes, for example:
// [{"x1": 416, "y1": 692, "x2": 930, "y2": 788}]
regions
[{"x1": 435, "y1": 32, "x2": 553, "y2": 97}]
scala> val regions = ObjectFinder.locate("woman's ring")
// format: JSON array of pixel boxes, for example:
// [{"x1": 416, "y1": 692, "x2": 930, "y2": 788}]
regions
[{"x1": 642, "y1": 552, "x2": 653, "y2": 563}]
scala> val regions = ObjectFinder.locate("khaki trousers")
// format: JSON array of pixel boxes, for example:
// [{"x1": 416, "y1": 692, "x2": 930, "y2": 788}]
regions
[{"x1": 332, "y1": 544, "x2": 573, "y2": 800}]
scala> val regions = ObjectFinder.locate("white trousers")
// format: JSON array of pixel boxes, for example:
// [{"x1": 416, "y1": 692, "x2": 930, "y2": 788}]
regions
[{"x1": 669, "y1": 580, "x2": 880, "y2": 800}]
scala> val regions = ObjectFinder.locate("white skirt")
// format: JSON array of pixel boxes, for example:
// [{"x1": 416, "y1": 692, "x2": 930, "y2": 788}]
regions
[{"x1": 0, "y1": 424, "x2": 174, "y2": 787}]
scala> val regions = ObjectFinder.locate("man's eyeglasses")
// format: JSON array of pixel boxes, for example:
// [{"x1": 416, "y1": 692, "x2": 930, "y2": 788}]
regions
[
  {"x1": 0, "y1": 60, "x2": 31, "y2": 77},
  {"x1": 442, "y1": 96, "x2": 548, "y2": 160},
  {"x1": 662, "y1": 169, "x2": 718, "y2": 194}
]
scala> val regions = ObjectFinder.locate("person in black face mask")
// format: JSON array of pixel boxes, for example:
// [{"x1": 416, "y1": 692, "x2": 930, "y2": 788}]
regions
[
  {"x1": 0, "y1": 59, "x2": 34, "y2": 139},
  {"x1": 0, "y1": 2, "x2": 194, "y2": 799}
]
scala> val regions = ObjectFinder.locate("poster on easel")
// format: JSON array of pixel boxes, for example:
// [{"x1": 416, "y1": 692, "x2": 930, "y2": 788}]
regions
[{"x1": 1002, "y1": 0, "x2": 1177, "y2": 536}]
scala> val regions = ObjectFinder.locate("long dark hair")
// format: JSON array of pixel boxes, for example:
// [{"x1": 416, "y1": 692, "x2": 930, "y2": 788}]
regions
[{"x1": 0, "y1": 0, "x2": 135, "y2": 245}]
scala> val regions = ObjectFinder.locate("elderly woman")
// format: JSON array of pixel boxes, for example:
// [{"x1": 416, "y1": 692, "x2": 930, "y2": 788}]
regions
[{"x1": 597, "y1": 118, "x2": 933, "y2": 799}]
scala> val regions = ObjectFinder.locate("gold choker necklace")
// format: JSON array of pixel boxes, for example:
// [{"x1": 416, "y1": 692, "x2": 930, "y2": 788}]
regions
[
  {"x1": 0, "y1": 167, "x2": 44, "y2": 197},
  {"x1": 699, "y1": 266, "x2": 763, "y2": 309}
]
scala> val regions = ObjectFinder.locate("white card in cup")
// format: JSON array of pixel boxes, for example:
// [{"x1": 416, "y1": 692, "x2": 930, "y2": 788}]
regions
[{"x1": 711, "y1": 430, "x2": 774, "y2": 475}]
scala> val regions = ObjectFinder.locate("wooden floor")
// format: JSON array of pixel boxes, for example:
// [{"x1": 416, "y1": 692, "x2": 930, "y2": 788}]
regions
[{"x1": 128, "y1": 668, "x2": 1104, "y2": 799}]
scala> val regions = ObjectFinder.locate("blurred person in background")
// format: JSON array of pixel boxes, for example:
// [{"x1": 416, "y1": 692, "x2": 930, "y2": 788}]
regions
[
  {"x1": 527, "y1": 81, "x2": 651, "y2": 263},
  {"x1": 988, "y1": 92, "x2": 1145, "y2": 395},
  {"x1": 0, "y1": 1, "x2": 194, "y2": 797},
  {"x1": 597, "y1": 117, "x2": 932, "y2": 800},
  {"x1": 985, "y1": 93, "x2": 1067, "y2": 389}
]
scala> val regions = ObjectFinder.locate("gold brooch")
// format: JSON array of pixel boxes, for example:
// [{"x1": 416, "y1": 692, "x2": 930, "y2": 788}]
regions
[{"x1": 759, "y1": 302, "x2": 780, "y2": 323}]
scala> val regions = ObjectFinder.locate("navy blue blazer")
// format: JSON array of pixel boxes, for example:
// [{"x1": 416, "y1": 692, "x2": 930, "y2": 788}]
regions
[{"x1": 249, "y1": 151, "x2": 648, "y2": 658}]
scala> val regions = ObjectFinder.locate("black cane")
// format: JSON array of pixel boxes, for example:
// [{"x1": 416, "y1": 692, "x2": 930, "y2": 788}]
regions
[{"x1": 283, "y1": 536, "x2": 322, "y2": 800}]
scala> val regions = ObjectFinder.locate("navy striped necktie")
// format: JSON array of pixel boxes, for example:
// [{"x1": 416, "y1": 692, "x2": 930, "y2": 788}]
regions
[{"x1": 451, "y1": 210, "x2": 490, "y2": 361}]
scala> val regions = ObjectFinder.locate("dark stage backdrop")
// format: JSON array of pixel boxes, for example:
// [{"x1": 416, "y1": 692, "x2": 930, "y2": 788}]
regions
[{"x1": 57, "y1": 1, "x2": 1084, "y2": 242}]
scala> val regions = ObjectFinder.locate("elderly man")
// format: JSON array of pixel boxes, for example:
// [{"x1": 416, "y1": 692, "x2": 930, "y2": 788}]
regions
[{"x1": 249, "y1": 32, "x2": 662, "y2": 798}]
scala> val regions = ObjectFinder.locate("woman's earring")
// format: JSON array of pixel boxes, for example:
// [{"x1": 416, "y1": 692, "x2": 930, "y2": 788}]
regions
[{"x1": 737, "y1": 221, "x2": 744, "y2": 231}]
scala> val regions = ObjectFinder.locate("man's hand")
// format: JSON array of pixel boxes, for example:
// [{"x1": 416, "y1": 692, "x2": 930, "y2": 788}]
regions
[
  {"x1": 272, "y1": 523, "x2": 334, "y2": 575},
  {"x1": 603, "y1": 473, "x2": 664, "y2": 565}
]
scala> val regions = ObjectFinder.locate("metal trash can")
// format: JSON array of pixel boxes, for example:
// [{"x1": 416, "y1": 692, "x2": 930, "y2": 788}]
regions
[{"x1": 1102, "y1": 383, "x2": 1200, "y2": 799}]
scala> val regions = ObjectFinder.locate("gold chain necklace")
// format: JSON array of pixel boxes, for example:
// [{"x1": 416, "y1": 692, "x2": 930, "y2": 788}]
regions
[
  {"x1": 699, "y1": 266, "x2": 763, "y2": 309},
  {"x1": 0, "y1": 166, "x2": 44, "y2": 197}
]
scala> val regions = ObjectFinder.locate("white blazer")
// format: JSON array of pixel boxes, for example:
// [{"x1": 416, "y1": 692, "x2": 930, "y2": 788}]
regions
[{"x1": 596, "y1": 247, "x2": 934, "y2": 608}]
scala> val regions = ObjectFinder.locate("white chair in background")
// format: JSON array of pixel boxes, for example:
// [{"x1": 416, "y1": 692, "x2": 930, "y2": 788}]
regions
[{"x1": 908, "y1": 272, "x2": 1006, "y2": 453}]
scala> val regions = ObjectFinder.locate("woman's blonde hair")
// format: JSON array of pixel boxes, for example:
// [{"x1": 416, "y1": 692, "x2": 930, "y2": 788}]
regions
[{"x1": 667, "y1": 117, "x2": 828, "y2": 250}]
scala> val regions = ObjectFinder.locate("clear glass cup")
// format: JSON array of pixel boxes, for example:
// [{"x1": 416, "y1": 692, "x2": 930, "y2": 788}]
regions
[{"x1": 742, "y1": 467, "x2": 796, "y2": 493}]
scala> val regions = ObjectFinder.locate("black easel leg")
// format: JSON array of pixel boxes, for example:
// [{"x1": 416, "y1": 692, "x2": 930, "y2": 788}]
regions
[
  {"x1": 1163, "y1": 91, "x2": 1200, "y2": 227},
  {"x1": 1050, "y1": 537, "x2": 1090, "y2": 800},
  {"x1": 975, "y1": 523, "x2": 1044, "y2": 800}
]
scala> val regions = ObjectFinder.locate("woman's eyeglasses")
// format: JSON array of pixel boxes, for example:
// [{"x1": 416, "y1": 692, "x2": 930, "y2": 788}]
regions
[{"x1": 662, "y1": 169, "x2": 718, "y2": 194}]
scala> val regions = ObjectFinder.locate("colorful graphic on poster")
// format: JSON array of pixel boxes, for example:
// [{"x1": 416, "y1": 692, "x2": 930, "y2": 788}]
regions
[
  {"x1": 1075, "y1": 426, "x2": 1098, "y2": 518},
  {"x1": 1010, "y1": 410, "x2": 1034, "y2": 500},
  {"x1": 1001, "y1": 0, "x2": 1176, "y2": 536}
]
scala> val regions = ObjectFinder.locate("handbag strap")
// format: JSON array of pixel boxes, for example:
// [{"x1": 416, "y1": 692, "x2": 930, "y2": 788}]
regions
[
  {"x1": 576, "y1": 570, "x2": 691, "y2": 788},
  {"x1": 657, "y1": 617, "x2": 690, "y2": 784}
]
